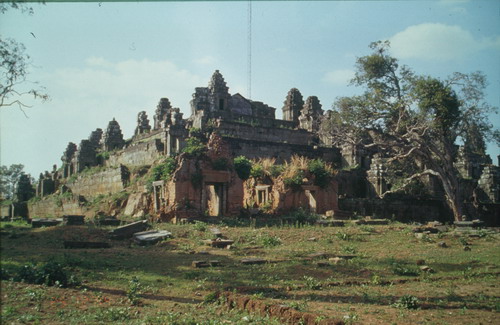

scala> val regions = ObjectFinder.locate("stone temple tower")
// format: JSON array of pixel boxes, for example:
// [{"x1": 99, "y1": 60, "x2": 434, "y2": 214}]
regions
[
  {"x1": 102, "y1": 118, "x2": 125, "y2": 151},
  {"x1": 282, "y1": 88, "x2": 304, "y2": 127},
  {"x1": 208, "y1": 70, "x2": 231, "y2": 113}
]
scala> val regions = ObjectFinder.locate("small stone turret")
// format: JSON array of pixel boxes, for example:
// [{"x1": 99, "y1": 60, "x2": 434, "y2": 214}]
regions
[
  {"x1": 208, "y1": 70, "x2": 231, "y2": 112},
  {"x1": 153, "y1": 98, "x2": 172, "y2": 130},
  {"x1": 88, "y1": 128, "x2": 103, "y2": 149},
  {"x1": 102, "y1": 118, "x2": 125, "y2": 151},
  {"x1": 135, "y1": 111, "x2": 151, "y2": 135},
  {"x1": 61, "y1": 142, "x2": 77, "y2": 177},
  {"x1": 75, "y1": 139, "x2": 97, "y2": 172},
  {"x1": 282, "y1": 88, "x2": 304, "y2": 126},
  {"x1": 299, "y1": 96, "x2": 323, "y2": 132}
]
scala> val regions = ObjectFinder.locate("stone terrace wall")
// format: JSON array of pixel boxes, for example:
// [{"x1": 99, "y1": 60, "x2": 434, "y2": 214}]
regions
[
  {"x1": 224, "y1": 137, "x2": 341, "y2": 165},
  {"x1": 29, "y1": 197, "x2": 87, "y2": 218},
  {"x1": 106, "y1": 138, "x2": 164, "y2": 168},
  {"x1": 217, "y1": 120, "x2": 312, "y2": 146},
  {"x1": 339, "y1": 198, "x2": 450, "y2": 223},
  {"x1": 66, "y1": 167, "x2": 127, "y2": 197}
]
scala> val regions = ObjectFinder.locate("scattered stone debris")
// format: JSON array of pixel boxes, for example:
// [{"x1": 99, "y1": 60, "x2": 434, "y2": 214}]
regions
[
  {"x1": 316, "y1": 220, "x2": 345, "y2": 227},
  {"x1": 241, "y1": 258, "x2": 267, "y2": 265},
  {"x1": 209, "y1": 227, "x2": 223, "y2": 238},
  {"x1": 437, "y1": 241, "x2": 448, "y2": 248},
  {"x1": 192, "y1": 260, "x2": 223, "y2": 268},
  {"x1": 63, "y1": 241, "x2": 111, "y2": 249},
  {"x1": 306, "y1": 252, "x2": 329, "y2": 259},
  {"x1": 307, "y1": 237, "x2": 317, "y2": 242},
  {"x1": 412, "y1": 226, "x2": 439, "y2": 234},
  {"x1": 203, "y1": 238, "x2": 234, "y2": 248},
  {"x1": 353, "y1": 219, "x2": 389, "y2": 226},
  {"x1": 63, "y1": 215, "x2": 85, "y2": 226},
  {"x1": 31, "y1": 218, "x2": 63, "y2": 228},
  {"x1": 99, "y1": 217, "x2": 121, "y2": 226},
  {"x1": 420, "y1": 265, "x2": 435, "y2": 273},
  {"x1": 109, "y1": 220, "x2": 148, "y2": 239},
  {"x1": 454, "y1": 220, "x2": 485, "y2": 231},
  {"x1": 133, "y1": 230, "x2": 172, "y2": 245}
]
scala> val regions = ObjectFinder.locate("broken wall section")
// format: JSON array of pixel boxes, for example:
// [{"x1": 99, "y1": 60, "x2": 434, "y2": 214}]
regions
[{"x1": 66, "y1": 166, "x2": 129, "y2": 197}]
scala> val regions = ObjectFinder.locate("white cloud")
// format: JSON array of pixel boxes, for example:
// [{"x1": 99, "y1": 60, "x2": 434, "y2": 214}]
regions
[
  {"x1": 322, "y1": 69, "x2": 354, "y2": 85},
  {"x1": 0, "y1": 58, "x2": 204, "y2": 176},
  {"x1": 194, "y1": 55, "x2": 216, "y2": 65},
  {"x1": 389, "y1": 23, "x2": 500, "y2": 61}
]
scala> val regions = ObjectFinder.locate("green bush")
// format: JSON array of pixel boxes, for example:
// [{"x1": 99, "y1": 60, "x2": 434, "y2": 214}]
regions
[
  {"x1": 393, "y1": 295, "x2": 420, "y2": 309},
  {"x1": 308, "y1": 159, "x2": 333, "y2": 188},
  {"x1": 182, "y1": 137, "x2": 206, "y2": 157},
  {"x1": 232, "y1": 156, "x2": 252, "y2": 180},
  {"x1": 283, "y1": 170, "x2": 304, "y2": 190},
  {"x1": 285, "y1": 208, "x2": 318, "y2": 225},
  {"x1": 391, "y1": 262, "x2": 420, "y2": 276},
  {"x1": 151, "y1": 157, "x2": 177, "y2": 182},
  {"x1": 250, "y1": 163, "x2": 265, "y2": 179},
  {"x1": 260, "y1": 234, "x2": 281, "y2": 247},
  {"x1": 14, "y1": 261, "x2": 78, "y2": 287}
]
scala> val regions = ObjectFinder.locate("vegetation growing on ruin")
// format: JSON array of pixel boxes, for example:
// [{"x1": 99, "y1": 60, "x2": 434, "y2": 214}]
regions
[
  {"x1": 233, "y1": 156, "x2": 252, "y2": 180},
  {"x1": 182, "y1": 137, "x2": 206, "y2": 158}
]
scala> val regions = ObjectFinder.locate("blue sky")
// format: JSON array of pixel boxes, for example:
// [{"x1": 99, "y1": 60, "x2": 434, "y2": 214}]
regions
[{"x1": 1, "y1": 0, "x2": 499, "y2": 177}]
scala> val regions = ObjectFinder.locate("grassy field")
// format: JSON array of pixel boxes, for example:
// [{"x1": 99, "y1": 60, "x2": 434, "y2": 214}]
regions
[{"x1": 1, "y1": 218, "x2": 499, "y2": 324}]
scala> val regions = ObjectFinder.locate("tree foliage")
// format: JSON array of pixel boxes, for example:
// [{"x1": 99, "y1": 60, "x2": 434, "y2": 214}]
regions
[
  {"x1": 0, "y1": 2, "x2": 49, "y2": 115},
  {"x1": 323, "y1": 41, "x2": 499, "y2": 221},
  {"x1": 0, "y1": 164, "x2": 26, "y2": 200}
]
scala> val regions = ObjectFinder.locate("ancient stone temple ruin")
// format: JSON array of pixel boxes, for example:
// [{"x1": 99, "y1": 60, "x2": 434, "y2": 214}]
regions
[{"x1": 26, "y1": 70, "x2": 499, "y2": 225}]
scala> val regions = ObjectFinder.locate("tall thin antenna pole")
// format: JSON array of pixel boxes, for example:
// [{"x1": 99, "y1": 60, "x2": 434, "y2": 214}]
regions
[{"x1": 247, "y1": 0, "x2": 252, "y2": 100}]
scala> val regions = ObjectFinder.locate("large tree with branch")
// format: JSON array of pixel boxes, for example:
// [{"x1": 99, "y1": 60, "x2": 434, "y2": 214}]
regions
[{"x1": 322, "y1": 41, "x2": 499, "y2": 221}]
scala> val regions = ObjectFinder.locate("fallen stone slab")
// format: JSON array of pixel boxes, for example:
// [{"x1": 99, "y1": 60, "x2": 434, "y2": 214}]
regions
[
  {"x1": 99, "y1": 218, "x2": 121, "y2": 226},
  {"x1": 203, "y1": 239, "x2": 234, "y2": 248},
  {"x1": 133, "y1": 230, "x2": 172, "y2": 245},
  {"x1": 31, "y1": 218, "x2": 63, "y2": 228},
  {"x1": 63, "y1": 215, "x2": 85, "y2": 226},
  {"x1": 209, "y1": 227, "x2": 223, "y2": 238},
  {"x1": 412, "y1": 226, "x2": 439, "y2": 234},
  {"x1": 109, "y1": 220, "x2": 148, "y2": 239},
  {"x1": 331, "y1": 254, "x2": 357, "y2": 260},
  {"x1": 192, "y1": 260, "x2": 209, "y2": 268},
  {"x1": 316, "y1": 220, "x2": 345, "y2": 227},
  {"x1": 306, "y1": 252, "x2": 329, "y2": 259},
  {"x1": 63, "y1": 241, "x2": 111, "y2": 249},
  {"x1": 241, "y1": 258, "x2": 267, "y2": 265},
  {"x1": 363, "y1": 219, "x2": 389, "y2": 225},
  {"x1": 192, "y1": 260, "x2": 223, "y2": 268}
]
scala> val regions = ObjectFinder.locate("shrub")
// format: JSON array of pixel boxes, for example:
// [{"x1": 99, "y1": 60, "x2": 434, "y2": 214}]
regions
[
  {"x1": 391, "y1": 262, "x2": 420, "y2": 276},
  {"x1": 250, "y1": 163, "x2": 265, "y2": 179},
  {"x1": 151, "y1": 157, "x2": 177, "y2": 182},
  {"x1": 182, "y1": 137, "x2": 206, "y2": 157},
  {"x1": 15, "y1": 261, "x2": 78, "y2": 287},
  {"x1": 285, "y1": 208, "x2": 318, "y2": 225},
  {"x1": 127, "y1": 276, "x2": 142, "y2": 306},
  {"x1": 283, "y1": 170, "x2": 304, "y2": 190},
  {"x1": 233, "y1": 156, "x2": 252, "y2": 180},
  {"x1": 394, "y1": 295, "x2": 420, "y2": 309},
  {"x1": 260, "y1": 234, "x2": 281, "y2": 247},
  {"x1": 308, "y1": 159, "x2": 334, "y2": 188}
]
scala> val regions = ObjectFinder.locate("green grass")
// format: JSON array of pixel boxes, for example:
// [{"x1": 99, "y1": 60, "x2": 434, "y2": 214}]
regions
[{"x1": 1, "y1": 221, "x2": 499, "y2": 324}]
